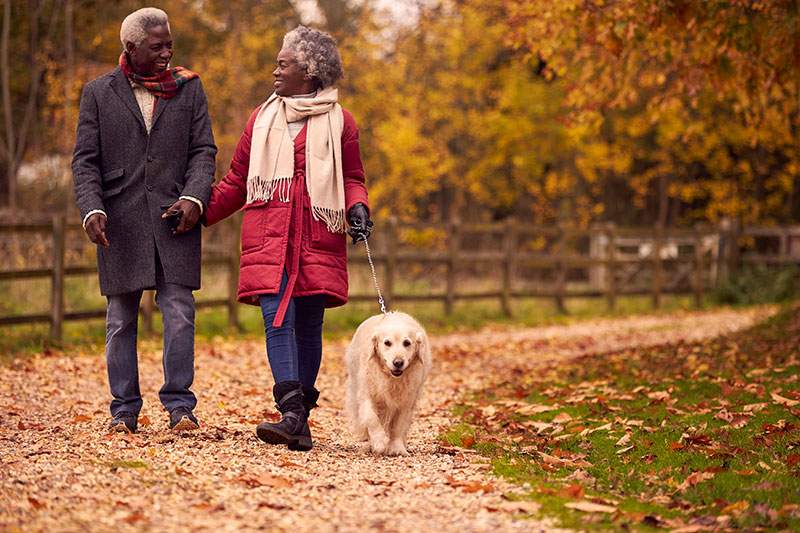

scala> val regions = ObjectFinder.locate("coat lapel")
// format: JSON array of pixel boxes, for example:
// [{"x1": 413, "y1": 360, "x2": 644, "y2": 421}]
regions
[
  {"x1": 151, "y1": 96, "x2": 172, "y2": 130},
  {"x1": 109, "y1": 68, "x2": 146, "y2": 131}
]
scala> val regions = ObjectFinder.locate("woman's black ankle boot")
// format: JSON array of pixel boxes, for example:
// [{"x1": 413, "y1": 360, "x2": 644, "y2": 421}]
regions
[{"x1": 256, "y1": 381, "x2": 312, "y2": 451}]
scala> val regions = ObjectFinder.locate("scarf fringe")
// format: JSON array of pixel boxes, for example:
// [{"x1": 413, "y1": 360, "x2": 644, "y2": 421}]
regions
[
  {"x1": 246, "y1": 175, "x2": 293, "y2": 204},
  {"x1": 312, "y1": 206, "x2": 346, "y2": 234}
]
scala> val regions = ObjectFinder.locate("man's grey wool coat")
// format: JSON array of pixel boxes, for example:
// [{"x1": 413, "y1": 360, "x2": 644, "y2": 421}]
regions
[{"x1": 72, "y1": 67, "x2": 216, "y2": 296}]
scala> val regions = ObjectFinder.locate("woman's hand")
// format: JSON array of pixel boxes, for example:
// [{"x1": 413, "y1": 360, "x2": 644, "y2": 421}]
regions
[{"x1": 347, "y1": 202, "x2": 373, "y2": 244}]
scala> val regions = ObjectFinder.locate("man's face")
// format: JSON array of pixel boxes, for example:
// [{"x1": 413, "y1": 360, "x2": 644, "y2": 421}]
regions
[
  {"x1": 273, "y1": 48, "x2": 315, "y2": 96},
  {"x1": 127, "y1": 24, "x2": 173, "y2": 76}
]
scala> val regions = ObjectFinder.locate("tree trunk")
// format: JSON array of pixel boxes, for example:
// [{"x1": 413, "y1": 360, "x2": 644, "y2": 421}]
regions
[{"x1": 0, "y1": 0, "x2": 15, "y2": 208}]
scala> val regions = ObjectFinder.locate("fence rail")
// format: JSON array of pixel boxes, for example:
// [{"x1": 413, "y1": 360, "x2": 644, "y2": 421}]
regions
[{"x1": 1, "y1": 215, "x2": 798, "y2": 341}]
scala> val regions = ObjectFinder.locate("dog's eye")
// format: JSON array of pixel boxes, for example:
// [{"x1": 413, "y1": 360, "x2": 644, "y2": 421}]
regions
[
  {"x1": 384, "y1": 340, "x2": 392, "y2": 347},
  {"x1": 403, "y1": 340, "x2": 411, "y2": 347}
]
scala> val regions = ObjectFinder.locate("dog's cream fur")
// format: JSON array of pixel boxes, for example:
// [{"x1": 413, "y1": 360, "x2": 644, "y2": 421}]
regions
[{"x1": 345, "y1": 311, "x2": 431, "y2": 455}]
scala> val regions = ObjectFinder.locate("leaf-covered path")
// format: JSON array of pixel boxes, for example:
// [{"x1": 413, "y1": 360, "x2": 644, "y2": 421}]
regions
[{"x1": 0, "y1": 307, "x2": 773, "y2": 532}]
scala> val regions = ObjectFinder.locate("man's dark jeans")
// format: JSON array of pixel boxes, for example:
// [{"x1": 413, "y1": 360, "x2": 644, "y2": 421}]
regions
[{"x1": 105, "y1": 266, "x2": 197, "y2": 417}]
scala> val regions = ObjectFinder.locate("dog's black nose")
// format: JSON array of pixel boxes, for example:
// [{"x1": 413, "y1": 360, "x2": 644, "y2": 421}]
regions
[{"x1": 393, "y1": 359, "x2": 404, "y2": 369}]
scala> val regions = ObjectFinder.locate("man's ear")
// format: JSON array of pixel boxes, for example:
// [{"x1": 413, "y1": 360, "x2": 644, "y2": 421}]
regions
[{"x1": 124, "y1": 41, "x2": 136, "y2": 54}]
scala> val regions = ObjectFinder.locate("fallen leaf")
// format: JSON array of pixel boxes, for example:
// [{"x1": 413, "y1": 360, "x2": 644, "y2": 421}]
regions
[
  {"x1": 560, "y1": 483, "x2": 584, "y2": 499},
  {"x1": 72, "y1": 414, "x2": 91, "y2": 423},
  {"x1": 677, "y1": 471, "x2": 715, "y2": 491},
  {"x1": 494, "y1": 500, "x2": 540, "y2": 514},
  {"x1": 615, "y1": 433, "x2": 631, "y2": 446},
  {"x1": 517, "y1": 404, "x2": 558, "y2": 415},
  {"x1": 28, "y1": 497, "x2": 44, "y2": 510},
  {"x1": 616, "y1": 445, "x2": 634, "y2": 455},
  {"x1": 552, "y1": 412, "x2": 573, "y2": 424},
  {"x1": 720, "y1": 500, "x2": 750, "y2": 515},
  {"x1": 123, "y1": 511, "x2": 145, "y2": 524},
  {"x1": 647, "y1": 390, "x2": 671, "y2": 402},
  {"x1": 565, "y1": 501, "x2": 617, "y2": 513},
  {"x1": 460, "y1": 480, "x2": 494, "y2": 493},
  {"x1": 138, "y1": 415, "x2": 151, "y2": 427},
  {"x1": 771, "y1": 392, "x2": 799, "y2": 407}
]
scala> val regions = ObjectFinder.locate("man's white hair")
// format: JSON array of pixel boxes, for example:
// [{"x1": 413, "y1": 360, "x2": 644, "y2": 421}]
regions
[{"x1": 120, "y1": 7, "x2": 170, "y2": 49}]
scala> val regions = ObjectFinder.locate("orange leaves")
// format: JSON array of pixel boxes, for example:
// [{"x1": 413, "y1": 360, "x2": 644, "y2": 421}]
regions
[
  {"x1": 564, "y1": 500, "x2": 617, "y2": 514},
  {"x1": 445, "y1": 475, "x2": 494, "y2": 493},
  {"x1": 236, "y1": 473, "x2": 294, "y2": 489},
  {"x1": 676, "y1": 471, "x2": 715, "y2": 492}
]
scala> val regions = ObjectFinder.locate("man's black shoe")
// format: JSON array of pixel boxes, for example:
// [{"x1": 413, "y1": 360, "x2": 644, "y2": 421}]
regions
[
  {"x1": 169, "y1": 406, "x2": 199, "y2": 431},
  {"x1": 109, "y1": 411, "x2": 137, "y2": 434}
]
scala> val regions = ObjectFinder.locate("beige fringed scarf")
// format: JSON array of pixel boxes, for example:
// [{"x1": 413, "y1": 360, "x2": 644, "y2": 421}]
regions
[{"x1": 246, "y1": 87, "x2": 345, "y2": 233}]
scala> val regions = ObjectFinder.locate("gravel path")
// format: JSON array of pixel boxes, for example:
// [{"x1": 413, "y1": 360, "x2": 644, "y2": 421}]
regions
[{"x1": 0, "y1": 306, "x2": 773, "y2": 532}]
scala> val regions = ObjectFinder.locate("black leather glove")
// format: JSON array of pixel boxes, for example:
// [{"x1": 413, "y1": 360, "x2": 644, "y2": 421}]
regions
[{"x1": 347, "y1": 202, "x2": 373, "y2": 244}]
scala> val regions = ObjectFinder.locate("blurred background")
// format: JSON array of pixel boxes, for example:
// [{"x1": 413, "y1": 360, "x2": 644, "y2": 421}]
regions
[{"x1": 0, "y1": 0, "x2": 798, "y2": 351}]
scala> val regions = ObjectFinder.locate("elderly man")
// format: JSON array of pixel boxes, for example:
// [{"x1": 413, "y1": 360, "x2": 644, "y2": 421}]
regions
[{"x1": 72, "y1": 7, "x2": 216, "y2": 433}]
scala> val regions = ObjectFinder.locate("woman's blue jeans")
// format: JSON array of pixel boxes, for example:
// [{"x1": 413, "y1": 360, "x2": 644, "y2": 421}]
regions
[{"x1": 259, "y1": 273, "x2": 325, "y2": 389}]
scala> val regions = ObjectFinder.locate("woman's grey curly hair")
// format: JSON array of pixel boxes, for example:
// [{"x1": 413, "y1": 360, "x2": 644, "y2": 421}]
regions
[
  {"x1": 282, "y1": 26, "x2": 343, "y2": 89},
  {"x1": 120, "y1": 7, "x2": 169, "y2": 49}
]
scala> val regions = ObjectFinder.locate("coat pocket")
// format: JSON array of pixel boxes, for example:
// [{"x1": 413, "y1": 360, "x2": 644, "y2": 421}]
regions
[
  {"x1": 101, "y1": 168, "x2": 125, "y2": 198},
  {"x1": 103, "y1": 168, "x2": 124, "y2": 182},
  {"x1": 240, "y1": 205, "x2": 267, "y2": 254},
  {"x1": 309, "y1": 208, "x2": 346, "y2": 256}
]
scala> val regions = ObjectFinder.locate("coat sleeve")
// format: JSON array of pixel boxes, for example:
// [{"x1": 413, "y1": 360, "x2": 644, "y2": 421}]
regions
[
  {"x1": 71, "y1": 83, "x2": 104, "y2": 221},
  {"x1": 180, "y1": 79, "x2": 217, "y2": 207},
  {"x1": 341, "y1": 109, "x2": 369, "y2": 214},
  {"x1": 204, "y1": 106, "x2": 260, "y2": 226}
]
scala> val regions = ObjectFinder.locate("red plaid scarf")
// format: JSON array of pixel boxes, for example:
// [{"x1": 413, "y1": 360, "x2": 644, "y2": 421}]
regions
[{"x1": 119, "y1": 53, "x2": 198, "y2": 99}]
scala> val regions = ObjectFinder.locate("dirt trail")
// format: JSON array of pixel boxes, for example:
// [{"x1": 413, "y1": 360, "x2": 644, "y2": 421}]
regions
[{"x1": 0, "y1": 306, "x2": 773, "y2": 532}]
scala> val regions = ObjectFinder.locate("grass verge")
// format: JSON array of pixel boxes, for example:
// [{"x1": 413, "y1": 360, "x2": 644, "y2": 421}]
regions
[
  {"x1": 442, "y1": 304, "x2": 800, "y2": 530},
  {"x1": 1, "y1": 293, "x2": 703, "y2": 363}
]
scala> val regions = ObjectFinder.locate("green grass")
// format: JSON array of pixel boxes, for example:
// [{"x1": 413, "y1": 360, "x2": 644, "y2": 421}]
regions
[
  {"x1": 443, "y1": 304, "x2": 800, "y2": 530},
  {"x1": 0, "y1": 268, "x2": 708, "y2": 363}
]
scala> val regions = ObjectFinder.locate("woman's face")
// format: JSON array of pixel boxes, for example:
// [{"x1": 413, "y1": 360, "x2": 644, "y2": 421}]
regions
[{"x1": 273, "y1": 48, "x2": 316, "y2": 96}]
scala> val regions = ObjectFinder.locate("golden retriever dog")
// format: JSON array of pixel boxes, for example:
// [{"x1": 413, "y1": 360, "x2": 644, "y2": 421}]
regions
[{"x1": 345, "y1": 311, "x2": 431, "y2": 455}]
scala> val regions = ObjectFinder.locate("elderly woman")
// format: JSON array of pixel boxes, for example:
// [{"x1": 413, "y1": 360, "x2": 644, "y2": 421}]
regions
[{"x1": 205, "y1": 26, "x2": 372, "y2": 451}]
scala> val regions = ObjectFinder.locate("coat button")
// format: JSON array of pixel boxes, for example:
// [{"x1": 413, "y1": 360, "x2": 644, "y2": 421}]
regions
[
  {"x1": 147, "y1": 155, "x2": 154, "y2": 162},
  {"x1": 146, "y1": 184, "x2": 153, "y2": 191}
]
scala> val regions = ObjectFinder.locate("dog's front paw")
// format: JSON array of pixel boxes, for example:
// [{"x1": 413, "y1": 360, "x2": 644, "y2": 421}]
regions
[
  {"x1": 387, "y1": 440, "x2": 408, "y2": 456},
  {"x1": 369, "y1": 436, "x2": 390, "y2": 455}
]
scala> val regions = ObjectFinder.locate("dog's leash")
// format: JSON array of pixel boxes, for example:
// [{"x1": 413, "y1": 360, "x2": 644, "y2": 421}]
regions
[{"x1": 361, "y1": 236, "x2": 387, "y2": 315}]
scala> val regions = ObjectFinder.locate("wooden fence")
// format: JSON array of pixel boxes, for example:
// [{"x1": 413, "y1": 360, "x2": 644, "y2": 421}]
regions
[{"x1": 1, "y1": 216, "x2": 799, "y2": 341}]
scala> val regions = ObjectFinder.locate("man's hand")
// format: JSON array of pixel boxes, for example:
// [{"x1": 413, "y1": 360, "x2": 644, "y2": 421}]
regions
[
  {"x1": 346, "y1": 202, "x2": 374, "y2": 244},
  {"x1": 85, "y1": 213, "x2": 109, "y2": 247},
  {"x1": 162, "y1": 199, "x2": 201, "y2": 234}
]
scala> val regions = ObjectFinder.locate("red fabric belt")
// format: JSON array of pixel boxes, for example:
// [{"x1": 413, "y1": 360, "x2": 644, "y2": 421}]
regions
[{"x1": 272, "y1": 175, "x2": 305, "y2": 328}]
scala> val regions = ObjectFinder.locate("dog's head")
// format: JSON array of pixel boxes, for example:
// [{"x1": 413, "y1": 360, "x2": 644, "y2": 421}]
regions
[{"x1": 371, "y1": 319, "x2": 426, "y2": 378}]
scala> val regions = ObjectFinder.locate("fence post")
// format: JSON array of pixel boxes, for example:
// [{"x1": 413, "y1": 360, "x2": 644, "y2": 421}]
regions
[
  {"x1": 554, "y1": 226, "x2": 567, "y2": 314},
  {"x1": 50, "y1": 214, "x2": 66, "y2": 342},
  {"x1": 606, "y1": 223, "x2": 617, "y2": 311},
  {"x1": 140, "y1": 291, "x2": 154, "y2": 335},
  {"x1": 501, "y1": 218, "x2": 515, "y2": 317},
  {"x1": 693, "y1": 225, "x2": 705, "y2": 308},
  {"x1": 728, "y1": 219, "x2": 741, "y2": 278},
  {"x1": 445, "y1": 219, "x2": 460, "y2": 315},
  {"x1": 652, "y1": 225, "x2": 663, "y2": 309},
  {"x1": 228, "y1": 218, "x2": 241, "y2": 331},
  {"x1": 384, "y1": 216, "x2": 397, "y2": 310}
]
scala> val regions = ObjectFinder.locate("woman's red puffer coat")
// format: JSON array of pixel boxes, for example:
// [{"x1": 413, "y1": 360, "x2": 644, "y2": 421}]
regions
[{"x1": 205, "y1": 104, "x2": 369, "y2": 326}]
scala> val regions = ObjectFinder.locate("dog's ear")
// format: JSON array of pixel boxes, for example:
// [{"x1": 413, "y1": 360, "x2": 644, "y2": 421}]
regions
[
  {"x1": 412, "y1": 329, "x2": 425, "y2": 358},
  {"x1": 371, "y1": 334, "x2": 380, "y2": 360},
  {"x1": 414, "y1": 329, "x2": 431, "y2": 368}
]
